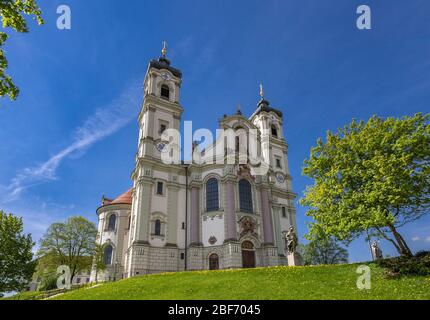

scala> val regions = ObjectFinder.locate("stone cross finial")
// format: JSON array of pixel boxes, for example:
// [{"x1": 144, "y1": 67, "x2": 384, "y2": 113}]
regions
[
  {"x1": 162, "y1": 41, "x2": 167, "y2": 57},
  {"x1": 237, "y1": 103, "x2": 242, "y2": 115},
  {"x1": 259, "y1": 84, "x2": 264, "y2": 99}
]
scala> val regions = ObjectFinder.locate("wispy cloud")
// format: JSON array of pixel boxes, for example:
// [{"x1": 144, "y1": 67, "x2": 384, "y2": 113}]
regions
[
  {"x1": 411, "y1": 235, "x2": 430, "y2": 243},
  {"x1": 0, "y1": 80, "x2": 141, "y2": 203}
]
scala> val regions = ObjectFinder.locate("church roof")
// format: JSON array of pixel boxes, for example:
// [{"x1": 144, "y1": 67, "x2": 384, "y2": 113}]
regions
[
  {"x1": 251, "y1": 99, "x2": 283, "y2": 118},
  {"x1": 149, "y1": 57, "x2": 182, "y2": 78},
  {"x1": 102, "y1": 189, "x2": 133, "y2": 206}
]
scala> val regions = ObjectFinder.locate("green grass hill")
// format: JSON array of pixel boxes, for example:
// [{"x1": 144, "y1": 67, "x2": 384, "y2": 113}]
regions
[{"x1": 46, "y1": 263, "x2": 430, "y2": 300}]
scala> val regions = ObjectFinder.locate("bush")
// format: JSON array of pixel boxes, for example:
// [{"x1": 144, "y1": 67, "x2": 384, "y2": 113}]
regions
[
  {"x1": 37, "y1": 275, "x2": 58, "y2": 291},
  {"x1": 377, "y1": 253, "x2": 430, "y2": 277},
  {"x1": 415, "y1": 250, "x2": 430, "y2": 258}
]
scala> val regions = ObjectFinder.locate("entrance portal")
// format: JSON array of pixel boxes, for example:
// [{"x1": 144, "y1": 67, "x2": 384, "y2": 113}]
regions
[
  {"x1": 241, "y1": 241, "x2": 256, "y2": 268},
  {"x1": 209, "y1": 253, "x2": 219, "y2": 270}
]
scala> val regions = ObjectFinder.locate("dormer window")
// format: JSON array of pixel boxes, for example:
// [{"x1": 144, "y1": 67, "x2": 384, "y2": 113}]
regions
[
  {"x1": 271, "y1": 125, "x2": 278, "y2": 138},
  {"x1": 161, "y1": 84, "x2": 170, "y2": 100}
]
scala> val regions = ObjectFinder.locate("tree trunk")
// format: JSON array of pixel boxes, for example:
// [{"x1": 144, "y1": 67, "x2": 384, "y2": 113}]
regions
[{"x1": 388, "y1": 224, "x2": 413, "y2": 257}]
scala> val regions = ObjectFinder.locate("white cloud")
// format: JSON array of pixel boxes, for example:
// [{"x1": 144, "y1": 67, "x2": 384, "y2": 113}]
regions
[
  {"x1": 412, "y1": 236, "x2": 420, "y2": 242},
  {"x1": 426, "y1": 236, "x2": 430, "y2": 243},
  {"x1": 0, "y1": 80, "x2": 140, "y2": 203}
]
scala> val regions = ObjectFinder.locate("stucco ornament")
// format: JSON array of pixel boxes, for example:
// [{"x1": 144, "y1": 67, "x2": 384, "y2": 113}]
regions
[
  {"x1": 239, "y1": 216, "x2": 258, "y2": 238},
  {"x1": 237, "y1": 164, "x2": 255, "y2": 182},
  {"x1": 208, "y1": 236, "x2": 217, "y2": 245}
]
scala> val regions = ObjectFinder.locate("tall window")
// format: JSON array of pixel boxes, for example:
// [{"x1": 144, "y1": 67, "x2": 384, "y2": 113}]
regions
[
  {"x1": 156, "y1": 182, "x2": 163, "y2": 195},
  {"x1": 282, "y1": 207, "x2": 287, "y2": 218},
  {"x1": 206, "y1": 178, "x2": 219, "y2": 212},
  {"x1": 161, "y1": 85, "x2": 170, "y2": 99},
  {"x1": 271, "y1": 125, "x2": 278, "y2": 137},
  {"x1": 107, "y1": 214, "x2": 116, "y2": 231},
  {"x1": 103, "y1": 245, "x2": 113, "y2": 265},
  {"x1": 239, "y1": 179, "x2": 253, "y2": 213},
  {"x1": 154, "y1": 219, "x2": 161, "y2": 236}
]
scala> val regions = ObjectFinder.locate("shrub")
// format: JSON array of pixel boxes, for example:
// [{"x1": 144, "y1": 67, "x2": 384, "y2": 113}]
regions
[
  {"x1": 37, "y1": 275, "x2": 58, "y2": 291},
  {"x1": 377, "y1": 253, "x2": 430, "y2": 277},
  {"x1": 415, "y1": 250, "x2": 430, "y2": 258}
]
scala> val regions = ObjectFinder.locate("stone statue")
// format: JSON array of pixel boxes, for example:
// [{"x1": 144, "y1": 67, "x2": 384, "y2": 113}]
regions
[
  {"x1": 285, "y1": 226, "x2": 298, "y2": 254},
  {"x1": 371, "y1": 241, "x2": 383, "y2": 260}
]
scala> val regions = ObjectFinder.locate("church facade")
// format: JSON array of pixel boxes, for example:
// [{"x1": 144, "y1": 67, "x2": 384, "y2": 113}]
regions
[{"x1": 90, "y1": 46, "x2": 298, "y2": 281}]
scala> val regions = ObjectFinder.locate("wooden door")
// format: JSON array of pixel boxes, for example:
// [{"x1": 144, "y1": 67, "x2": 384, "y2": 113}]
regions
[
  {"x1": 209, "y1": 254, "x2": 219, "y2": 270},
  {"x1": 241, "y1": 241, "x2": 256, "y2": 268}
]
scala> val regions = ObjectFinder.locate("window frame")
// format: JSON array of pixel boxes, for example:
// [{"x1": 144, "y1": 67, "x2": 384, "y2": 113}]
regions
[
  {"x1": 160, "y1": 84, "x2": 170, "y2": 100},
  {"x1": 271, "y1": 125, "x2": 278, "y2": 138},
  {"x1": 281, "y1": 206, "x2": 287, "y2": 218},
  {"x1": 238, "y1": 179, "x2": 253, "y2": 213},
  {"x1": 156, "y1": 181, "x2": 164, "y2": 196},
  {"x1": 106, "y1": 214, "x2": 117, "y2": 231},
  {"x1": 154, "y1": 219, "x2": 162, "y2": 236},
  {"x1": 206, "y1": 178, "x2": 219, "y2": 212},
  {"x1": 275, "y1": 157, "x2": 282, "y2": 169},
  {"x1": 103, "y1": 244, "x2": 113, "y2": 265}
]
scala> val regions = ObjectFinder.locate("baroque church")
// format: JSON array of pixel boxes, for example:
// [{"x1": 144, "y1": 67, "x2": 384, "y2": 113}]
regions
[{"x1": 90, "y1": 44, "x2": 298, "y2": 281}]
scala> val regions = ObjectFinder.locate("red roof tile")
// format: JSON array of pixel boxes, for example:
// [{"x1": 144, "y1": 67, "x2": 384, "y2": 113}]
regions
[{"x1": 104, "y1": 189, "x2": 133, "y2": 206}]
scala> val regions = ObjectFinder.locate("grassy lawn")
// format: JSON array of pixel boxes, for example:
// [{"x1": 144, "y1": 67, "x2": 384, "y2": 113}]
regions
[{"x1": 50, "y1": 263, "x2": 430, "y2": 300}]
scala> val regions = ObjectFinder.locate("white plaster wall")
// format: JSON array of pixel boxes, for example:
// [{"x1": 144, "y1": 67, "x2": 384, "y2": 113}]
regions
[
  {"x1": 202, "y1": 216, "x2": 225, "y2": 247},
  {"x1": 149, "y1": 236, "x2": 166, "y2": 247},
  {"x1": 176, "y1": 188, "x2": 186, "y2": 247},
  {"x1": 153, "y1": 169, "x2": 169, "y2": 181},
  {"x1": 151, "y1": 191, "x2": 168, "y2": 214},
  {"x1": 280, "y1": 216, "x2": 290, "y2": 234}
]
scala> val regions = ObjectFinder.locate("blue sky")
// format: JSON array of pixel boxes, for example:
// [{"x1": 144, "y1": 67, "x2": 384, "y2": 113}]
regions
[{"x1": 0, "y1": 0, "x2": 429, "y2": 262}]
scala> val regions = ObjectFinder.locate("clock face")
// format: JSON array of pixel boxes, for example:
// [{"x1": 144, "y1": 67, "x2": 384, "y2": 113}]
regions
[
  {"x1": 160, "y1": 72, "x2": 170, "y2": 80},
  {"x1": 276, "y1": 173, "x2": 285, "y2": 183},
  {"x1": 155, "y1": 142, "x2": 166, "y2": 152}
]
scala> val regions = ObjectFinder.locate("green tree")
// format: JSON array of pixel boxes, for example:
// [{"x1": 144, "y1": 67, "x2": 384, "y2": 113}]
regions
[
  {"x1": 301, "y1": 113, "x2": 430, "y2": 257},
  {"x1": 301, "y1": 237, "x2": 349, "y2": 265},
  {"x1": 37, "y1": 216, "x2": 97, "y2": 282},
  {"x1": 0, "y1": 0, "x2": 43, "y2": 103},
  {"x1": 92, "y1": 243, "x2": 106, "y2": 283},
  {"x1": 0, "y1": 210, "x2": 36, "y2": 294}
]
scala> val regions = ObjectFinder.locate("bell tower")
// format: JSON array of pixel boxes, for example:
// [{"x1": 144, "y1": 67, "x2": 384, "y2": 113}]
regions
[
  {"x1": 137, "y1": 41, "x2": 183, "y2": 161},
  {"x1": 126, "y1": 43, "x2": 184, "y2": 277},
  {"x1": 250, "y1": 85, "x2": 298, "y2": 259},
  {"x1": 250, "y1": 84, "x2": 289, "y2": 184}
]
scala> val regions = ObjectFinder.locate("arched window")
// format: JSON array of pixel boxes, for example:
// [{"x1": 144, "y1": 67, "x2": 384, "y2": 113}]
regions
[
  {"x1": 160, "y1": 84, "x2": 170, "y2": 99},
  {"x1": 107, "y1": 214, "x2": 116, "y2": 231},
  {"x1": 209, "y1": 253, "x2": 219, "y2": 270},
  {"x1": 206, "y1": 178, "x2": 219, "y2": 212},
  {"x1": 239, "y1": 179, "x2": 253, "y2": 213},
  {"x1": 271, "y1": 125, "x2": 278, "y2": 137},
  {"x1": 154, "y1": 219, "x2": 161, "y2": 236},
  {"x1": 103, "y1": 245, "x2": 113, "y2": 265}
]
